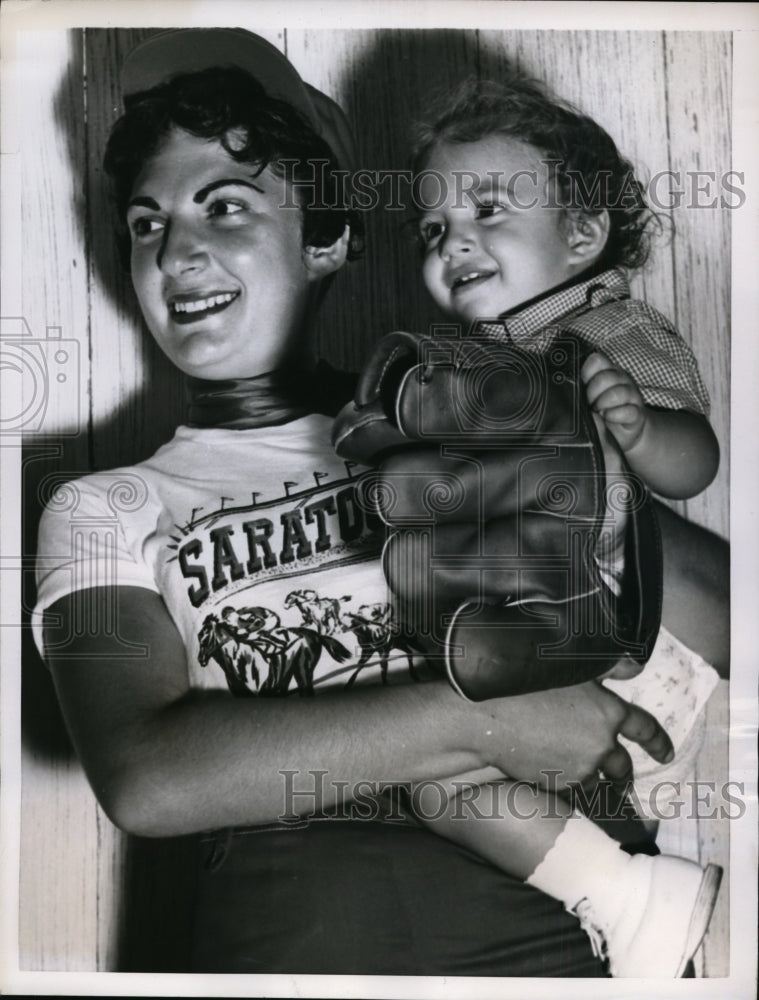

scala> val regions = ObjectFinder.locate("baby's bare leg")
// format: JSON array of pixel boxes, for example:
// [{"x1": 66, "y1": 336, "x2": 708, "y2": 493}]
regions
[{"x1": 414, "y1": 777, "x2": 572, "y2": 879}]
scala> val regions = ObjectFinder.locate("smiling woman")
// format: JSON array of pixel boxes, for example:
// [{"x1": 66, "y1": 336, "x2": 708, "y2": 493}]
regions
[
  {"x1": 104, "y1": 67, "x2": 356, "y2": 381},
  {"x1": 124, "y1": 129, "x2": 325, "y2": 379}
]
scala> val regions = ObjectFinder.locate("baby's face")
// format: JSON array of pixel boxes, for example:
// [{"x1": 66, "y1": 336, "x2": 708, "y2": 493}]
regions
[{"x1": 417, "y1": 135, "x2": 582, "y2": 324}]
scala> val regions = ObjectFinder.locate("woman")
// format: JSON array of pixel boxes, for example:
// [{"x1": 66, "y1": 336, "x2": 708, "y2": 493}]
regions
[{"x1": 33, "y1": 28, "x2": 728, "y2": 975}]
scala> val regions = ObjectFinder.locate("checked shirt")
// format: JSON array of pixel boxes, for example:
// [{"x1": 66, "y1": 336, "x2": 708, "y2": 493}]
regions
[{"x1": 476, "y1": 268, "x2": 710, "y2": 416}]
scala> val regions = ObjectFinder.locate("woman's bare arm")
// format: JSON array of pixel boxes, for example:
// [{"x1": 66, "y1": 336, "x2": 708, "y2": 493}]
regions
[
  {"x1": 46, "y1": 585, "x2": 673, "y2": 837},
  {"x1": 655, "y1": 500, "x2": 729, "y2": 678}
]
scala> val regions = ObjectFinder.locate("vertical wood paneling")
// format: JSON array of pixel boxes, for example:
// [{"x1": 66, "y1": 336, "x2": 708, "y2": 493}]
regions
[
  {"x1": 17, "y1": 27, "x2": 102, "y2": 972},
  {"x1": 16, "y1": 28, "x2": 90, "y2": 431},
  {"x1": 663, "y1": 32, "x2": 731, "y2": 537},
  {"x1": 660, "y1": 35, "x2": 731, "y2": 973},
  {"x1": 95, "y1": 808, "x2": 129, "y2": 970},
  {"x1": 284, "y1": 28, "x2": 385, "y2": 372},
  {"x1": 19, "y1": 27, "x2": 731, "y2": 974},
  {"x1": 695, "y1": 681, "x2": 730, "y2": 975},
  {"x1": 20, "y1": 763, "x2": 101, "y2": 970}
]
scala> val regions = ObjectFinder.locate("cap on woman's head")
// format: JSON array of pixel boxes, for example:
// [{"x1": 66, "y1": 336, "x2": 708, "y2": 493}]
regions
[{"x1": 121, "y1": 27, "x2": 355, "y2": 170}]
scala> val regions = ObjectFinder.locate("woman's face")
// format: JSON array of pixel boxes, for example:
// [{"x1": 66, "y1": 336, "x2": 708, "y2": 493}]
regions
[{"x1": 127, "y1": 127, "x2": 319, "y2": 380}]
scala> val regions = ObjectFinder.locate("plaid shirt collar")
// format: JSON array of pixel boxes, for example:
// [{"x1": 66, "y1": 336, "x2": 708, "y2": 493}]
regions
[{"x1": 476, "y1": 268, "x2": 630, "y2": 347}]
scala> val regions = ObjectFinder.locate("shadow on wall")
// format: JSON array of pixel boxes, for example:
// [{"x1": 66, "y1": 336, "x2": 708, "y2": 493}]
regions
[{"x1": 313, "y1": 28, "x2": 530, "y2": 368}]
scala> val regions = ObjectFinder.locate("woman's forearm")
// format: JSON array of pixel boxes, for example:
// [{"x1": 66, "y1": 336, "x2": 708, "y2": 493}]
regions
[
  {"x1": 47, "y1": 587, "x2": 675, "y2": 837},
  {"x1": 125, "y1": 680, "x2": 488, "y2": 835},
  {"x1": 655, "y1": 500, "x2": 729, "y2": 677},
  {"x1": 47, "y1": 588, "x2": 493, "y2": 835},
  {"x1": 82, "y1": 677, "x2": 670, "y2": 837}
]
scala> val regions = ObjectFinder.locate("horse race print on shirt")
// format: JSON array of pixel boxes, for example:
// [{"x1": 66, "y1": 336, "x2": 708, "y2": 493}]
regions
[{"x1": 34, "y1": 414, "x2": 427, "y2": 696}]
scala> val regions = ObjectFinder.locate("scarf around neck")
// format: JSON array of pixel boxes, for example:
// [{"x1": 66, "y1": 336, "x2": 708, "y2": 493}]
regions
[{"x1": 185, "y1": 362, "x2": 358, "y2": 430}]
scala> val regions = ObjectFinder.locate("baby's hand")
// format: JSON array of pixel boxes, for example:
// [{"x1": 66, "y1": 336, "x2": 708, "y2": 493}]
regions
[{"x1": 581, "y1": 350, "x2": 647, "y2": 452}]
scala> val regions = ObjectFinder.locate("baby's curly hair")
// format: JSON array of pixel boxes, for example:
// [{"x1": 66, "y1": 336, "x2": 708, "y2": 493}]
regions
[{"x1": 411, "y1": 77, "x2": 660, "y2": 271}]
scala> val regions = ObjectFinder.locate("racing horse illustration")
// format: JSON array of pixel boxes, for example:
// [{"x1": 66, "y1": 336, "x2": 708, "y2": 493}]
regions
[
  {"x1": 264, "y1": 625, "x2": 353, "y2": 695},
  {"x1": 198, "y1": 605, "x2": 352, "y2": 696},
  {"x1": 197, "y1": 613, "x2": 262, "y2": 697},
  {"x1": 341, "y1": 603, "x2": 422, "y2": 687},
  {"x1": 283, "y1": 589, "x2": 351, "y2": 635}
]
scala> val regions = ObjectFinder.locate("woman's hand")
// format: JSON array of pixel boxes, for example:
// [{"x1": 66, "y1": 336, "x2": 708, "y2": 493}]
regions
[{"x1": 467, "y1": 679, "x2": 673, "y2": 795}]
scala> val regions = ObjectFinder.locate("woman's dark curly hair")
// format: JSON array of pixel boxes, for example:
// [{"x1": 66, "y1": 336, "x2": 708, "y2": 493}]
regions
[
  {"x1": 104, "y1": 66, "x2": 363, "y2": 267},
  {"x1": 411, "y1": 77, "x2": 661, "y2": 271}
]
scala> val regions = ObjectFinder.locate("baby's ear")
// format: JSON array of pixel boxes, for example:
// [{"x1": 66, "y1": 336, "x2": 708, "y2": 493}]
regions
[
  {"x1": 565, "y1": 210, "x2": 610, "y2": 266},
  {"x1": 304, "y1": 225, "x2": 350, "y2": 279}
]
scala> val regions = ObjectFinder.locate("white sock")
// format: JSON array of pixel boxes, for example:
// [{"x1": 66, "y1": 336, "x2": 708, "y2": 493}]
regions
[{"x1": 526, "y1": 813, "x2": 634, "y2": 913}]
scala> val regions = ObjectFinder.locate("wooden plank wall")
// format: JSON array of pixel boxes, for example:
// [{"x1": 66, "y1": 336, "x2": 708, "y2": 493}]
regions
[{"x1": 18, "y1": 27, "x2": 731, "y2": 974}]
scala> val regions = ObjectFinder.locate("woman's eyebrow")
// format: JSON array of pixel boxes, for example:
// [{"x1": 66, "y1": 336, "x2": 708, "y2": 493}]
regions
[
  {"x1": 126, "y1": 178, "x2": 265, "y2": 213},
  {"x1": 127, "y1": 196, "x2": 161, "y2": 212},
  {"x1": 193, "y1": 178, "x2": 265, "y2": 203}
]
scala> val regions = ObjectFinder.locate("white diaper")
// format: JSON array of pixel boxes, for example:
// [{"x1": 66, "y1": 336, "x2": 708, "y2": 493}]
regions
[{"x1": 602, "y1": 626, "x2": 721, "y2": 816}]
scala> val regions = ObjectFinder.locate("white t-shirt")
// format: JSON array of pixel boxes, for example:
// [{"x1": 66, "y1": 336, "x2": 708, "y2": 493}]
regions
[{"x1": 34, "y1": 415, "x2": 422, "y2": 696}]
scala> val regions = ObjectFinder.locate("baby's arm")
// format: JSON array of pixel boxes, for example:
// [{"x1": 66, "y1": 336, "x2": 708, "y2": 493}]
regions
[{"x1": 581, "y1": 351, "x2": 719, "y2": 499}]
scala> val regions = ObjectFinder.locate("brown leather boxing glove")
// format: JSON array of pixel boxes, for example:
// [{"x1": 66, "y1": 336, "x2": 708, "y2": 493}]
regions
[{"x1": 333, "y1": 331, "x2": 662, "y2": 700}]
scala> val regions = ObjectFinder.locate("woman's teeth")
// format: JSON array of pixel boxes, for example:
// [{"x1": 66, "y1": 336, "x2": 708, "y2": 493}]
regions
[{"x1": 171, "y1": 292, "x2": 238, "y2": 315}]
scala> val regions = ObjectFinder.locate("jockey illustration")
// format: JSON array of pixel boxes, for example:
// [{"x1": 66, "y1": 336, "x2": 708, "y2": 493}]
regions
[
  {"x1": 339, "y1": 602, "x2": 422, "y2": 686},
  {"x1": 283, "y1": 589, "x2": 351, "y2": 635},
  {"x1": 221, "y1": 605, "x2": 288, "y2": 655},
  {"x1": 198, "y1": 602, "x2": 351, "y2": 696}
]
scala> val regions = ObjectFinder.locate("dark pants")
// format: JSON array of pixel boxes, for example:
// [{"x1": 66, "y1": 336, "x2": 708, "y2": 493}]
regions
[{"x1": 185, "y1": 818, "x2": 607, "y2": 977}]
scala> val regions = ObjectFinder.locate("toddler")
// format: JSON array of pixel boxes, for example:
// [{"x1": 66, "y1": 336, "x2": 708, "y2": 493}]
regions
[{"x1": 361, "y1": 77, "x2": 723, "y2": 977}]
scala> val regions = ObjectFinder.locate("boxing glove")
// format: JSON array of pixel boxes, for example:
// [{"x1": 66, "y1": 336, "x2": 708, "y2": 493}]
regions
[{"x1": 333, "y1": 331, "x2": 662, "y2": 699}]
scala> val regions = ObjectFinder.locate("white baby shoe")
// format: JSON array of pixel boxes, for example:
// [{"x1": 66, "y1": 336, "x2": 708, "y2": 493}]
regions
[{"x1": 572, "y1": 854, "x2": 722, "y2": 977}]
